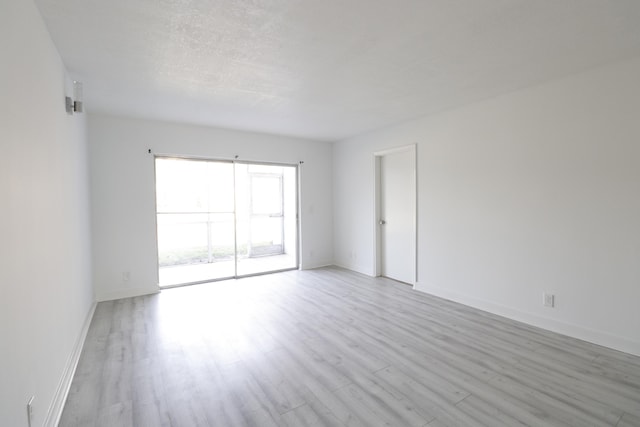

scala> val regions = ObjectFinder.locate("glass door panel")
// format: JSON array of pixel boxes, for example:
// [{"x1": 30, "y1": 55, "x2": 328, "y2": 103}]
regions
[
  {"x1": 157, "y1": 213, "x2": 209, "y2": 267},
  {"x1": 236, "y1": 163, "x2": 297, "y2": 277},
  {"x1": 156, "y1": 158, "x2": 235, "y2": 287}
]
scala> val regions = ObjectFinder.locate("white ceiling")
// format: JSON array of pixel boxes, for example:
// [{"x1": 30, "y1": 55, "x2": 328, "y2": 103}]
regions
[{"x1": 35, "y1": 0, "x2": 640, "y2": 141}]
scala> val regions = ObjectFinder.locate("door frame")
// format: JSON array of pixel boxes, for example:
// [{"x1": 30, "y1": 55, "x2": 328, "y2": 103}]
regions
[{"x1": 373, "y1": 144, "x2": 417, "y2": 286}]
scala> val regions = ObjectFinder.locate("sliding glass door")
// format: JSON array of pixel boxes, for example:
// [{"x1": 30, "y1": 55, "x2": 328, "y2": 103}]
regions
[
  {"x1": 155, "y1": 157, "x2": 298, "y2": 287},
  {"x1": 234, "y1": 163, "x2": 298, "y2": 277}
]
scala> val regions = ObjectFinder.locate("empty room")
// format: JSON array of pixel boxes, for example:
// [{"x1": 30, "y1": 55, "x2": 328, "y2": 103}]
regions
[{"x1": 2, "y1": 0, "x2": 640, "y2": 426}]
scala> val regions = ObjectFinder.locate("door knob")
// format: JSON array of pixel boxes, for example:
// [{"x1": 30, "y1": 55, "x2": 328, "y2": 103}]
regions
[{"x1": 379, "y1": 220, "x2": 386, "y2": 225}]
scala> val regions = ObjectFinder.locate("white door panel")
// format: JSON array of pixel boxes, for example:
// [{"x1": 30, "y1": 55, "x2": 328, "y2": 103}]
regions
[{"x1": 380, "y1": 148, "x2": 415, "y2": 284}]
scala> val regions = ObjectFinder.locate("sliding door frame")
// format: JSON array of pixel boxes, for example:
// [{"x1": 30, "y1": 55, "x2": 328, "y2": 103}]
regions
[{"x1": 153, "y1": 154, "x2": 300, "y2": 288}]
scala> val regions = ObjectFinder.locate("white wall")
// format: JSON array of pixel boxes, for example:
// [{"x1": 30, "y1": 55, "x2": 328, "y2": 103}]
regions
[
  {"x1": 0, "y1": 0, "x2": 94, "y2": 426},
  {"x1": 333, "y1": 57, "x2": 640, "y2": 356},
  {"x1": 89, "y1": 114, "x2": 333, "y2": 301}
]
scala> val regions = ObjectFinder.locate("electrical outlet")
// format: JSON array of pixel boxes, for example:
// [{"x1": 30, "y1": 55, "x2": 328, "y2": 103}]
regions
[
  {"x1": 543, "y1": 293, "x2": 555, "y2": 308},
  {"x1": 27, "y1": 396, "x2": 34, "y2": 427}
]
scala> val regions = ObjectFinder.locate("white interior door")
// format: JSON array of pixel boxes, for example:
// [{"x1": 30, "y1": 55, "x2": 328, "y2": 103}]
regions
[{"x1": 379, "y1": 147, "x2": 416, "y2": 284}]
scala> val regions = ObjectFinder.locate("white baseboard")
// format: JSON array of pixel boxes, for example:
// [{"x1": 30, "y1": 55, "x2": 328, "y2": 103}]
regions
[
  {"x1": 44, "y1": 302, "x2": 97, "y2": 427},
  {"x1": 95, "y1": 286, "x2": 160, "y2": 302},
  {"x1": 415, "y1": 281, "x2": 640, "y2": 357},
  {"x1": 331, "y1": 260, "x2": 371, "y2": 276},
  {"x1": 301, "y1": 261, "x2": 334, "y2": 270}
]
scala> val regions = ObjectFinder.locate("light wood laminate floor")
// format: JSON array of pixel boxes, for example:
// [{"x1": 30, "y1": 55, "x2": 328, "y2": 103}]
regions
[{"x1": 60, "y1": 267, "x2": 640, "y2": 426}]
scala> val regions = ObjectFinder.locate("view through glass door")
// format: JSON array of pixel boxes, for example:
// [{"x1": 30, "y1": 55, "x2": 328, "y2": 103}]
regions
[{"x1": 155, "y1": 157, "x2": 298, "y2": 287}]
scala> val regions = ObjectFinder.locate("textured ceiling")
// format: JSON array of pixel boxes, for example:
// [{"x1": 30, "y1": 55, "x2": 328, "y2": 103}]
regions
[{"x1": 35, "y1": 0, "x2": 640, "y2": 141}]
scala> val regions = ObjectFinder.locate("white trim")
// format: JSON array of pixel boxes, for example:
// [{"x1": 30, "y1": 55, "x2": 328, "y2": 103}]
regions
[
  {"x1": 373, "y1": 155, "x2": 382, "y2": 277},
  {"x1": 416, "y1": 281, "x2": 640, "y2": 357},
  {"x1": 96, "y1": 287, "x2": 160, "y2": 302},
  {"x1": 296, "y1": 161, "x2": 303, "y2": 270},
  {"x1": 301, "y1": 261, "x2": 334, "y2": 271},
  {"x1": 44, "y1": 302, "x2": 97, "y2": 427},
  {"x1": 332, "y1": 261, "x2": 371, "y2": 276}
]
